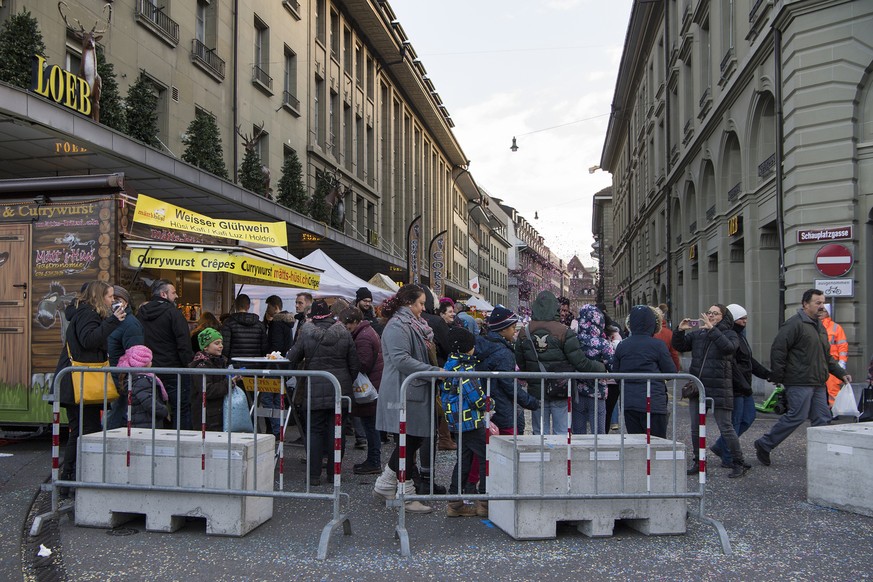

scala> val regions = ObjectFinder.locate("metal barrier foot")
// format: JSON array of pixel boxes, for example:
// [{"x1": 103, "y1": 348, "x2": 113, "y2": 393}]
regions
[
  {"x1": 395, "y1": 525, "x2": 410, "y2": 557},
  {"x1": 316, "y1": 513, "x2": 352, "y2": 560},
  {"x1": 29, "y1": 502, "x2": 73, "y2": 537},
  {"x1": 691, "y1": 511, "x2": 733, "y2": 556}
]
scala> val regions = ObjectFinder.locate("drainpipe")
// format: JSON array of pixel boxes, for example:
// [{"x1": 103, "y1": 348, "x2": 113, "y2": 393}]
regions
[
  {"x1": 232, "y1": 0, "x2": 239, "y2": 182},
  {"x1": 663, "y1": 0, "x2": 673, "y2": 317},
  {"x1": 774, "y1": 27, "x2": 786, "y2": 325}
]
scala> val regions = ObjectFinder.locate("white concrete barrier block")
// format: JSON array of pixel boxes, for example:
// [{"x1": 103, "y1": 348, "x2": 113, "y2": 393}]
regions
[
  {"x1": 76, "y1": 429, "x2": 274, "y2": 536},
  {"x1": 808, "y1": 423, "x2": 873, "y2": 518},
  {"x1": 488, "y1": 434, "x2": 687, "y2": 540}
]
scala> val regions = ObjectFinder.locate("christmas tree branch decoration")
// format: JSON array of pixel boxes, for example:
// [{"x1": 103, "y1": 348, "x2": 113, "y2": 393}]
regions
[
  {"x1": 0, "y1": 9, "x2": 47, "y2": 89},
  {"x1": 236, "y1": 122, "x2": 269, "y2": 197},
  {"x1": 183, "y1": 110, "x2": 228, "y2": 179},
  {"x1": 276, "y1": 149, "x2": 308, "y2": 213}
]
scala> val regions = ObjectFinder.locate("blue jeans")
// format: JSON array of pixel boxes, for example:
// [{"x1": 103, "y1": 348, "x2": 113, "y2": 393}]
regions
[
  {"x1": 358, "y1": 415, "x2": 381, "y2": 466},
  {"x1": 260, "y1": 392, "x2": 282, "y2": 436},
  {"x1": 572, "y1": 396, "x2": 606, "y2": 434},
  {"x1": 713, "y1": 395, "x2": 756, "y2": 464},
  {"x1": 531, "y1": 398, "x2": 568, "y2": 435}
]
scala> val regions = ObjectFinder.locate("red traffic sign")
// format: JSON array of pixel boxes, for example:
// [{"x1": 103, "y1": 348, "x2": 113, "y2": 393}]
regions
[{"x1": 815, "y1": 244, "x2": 853, "y2": 277}]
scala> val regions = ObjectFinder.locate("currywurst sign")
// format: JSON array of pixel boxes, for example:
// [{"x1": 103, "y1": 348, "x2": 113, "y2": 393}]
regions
[{"x1": 133, "y1": 194, "x2": 287, "y2": 246}]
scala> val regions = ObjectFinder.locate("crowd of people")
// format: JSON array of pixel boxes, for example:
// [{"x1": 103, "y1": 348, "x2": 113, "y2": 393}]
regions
[{"x1": 56, "y1": 279, "x2": 864, "y2": 513}]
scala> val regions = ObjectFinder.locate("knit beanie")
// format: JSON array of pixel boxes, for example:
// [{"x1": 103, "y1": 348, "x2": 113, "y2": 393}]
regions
[
  {"x1": 118, "y1": 345, "x2": 153, "y2": 368},
  {"x1": 198, "y1": 327, "x2": 223, "y2": 350},
  {"x1": 448, "y1": 327, "x2": 475, "y2": 354},
  {"x1": 113, "y1": 285, "x2": 132, "y2": 306},
  {"x1": 726, "y1": 304, "x2": 747, "y2": 321},
  {"x1": 355, "y1": 287, "x2": 373, "y2": 302},
  {"x1": 310, "y1": 299, "x2": 333, "y2": 319},
  {"x1": 487, "y1": 305, "x2": 518, "y2": 332}
]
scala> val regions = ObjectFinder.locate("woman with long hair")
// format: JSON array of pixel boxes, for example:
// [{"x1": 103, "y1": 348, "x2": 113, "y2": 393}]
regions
[
  {"x1": 55, "y1": 281, "x2": 126, "y2": 495},
  {"x1": 372, "y1": 285, "x2": 442, "y2": 513}
]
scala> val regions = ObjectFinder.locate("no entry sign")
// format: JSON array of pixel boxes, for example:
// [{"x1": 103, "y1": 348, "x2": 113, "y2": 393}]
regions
[{"x1": 815, "y1": 244, "x2": 853, "y2": 277}]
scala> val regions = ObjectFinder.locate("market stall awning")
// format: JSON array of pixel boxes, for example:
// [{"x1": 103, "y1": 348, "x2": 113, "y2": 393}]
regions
[{"x1": 124, "y1": 241, "x2": 322, "y2": 290}]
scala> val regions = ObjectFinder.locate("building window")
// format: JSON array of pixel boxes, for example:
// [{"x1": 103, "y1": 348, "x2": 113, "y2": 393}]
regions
[
  {"x1": 329, "y1": 90, "x2": 339, "y2": 157},
  {"x1": 366, "y1": 56, "x2": 374, "y2": 99},
  {"x1": 343, "y1": 27, "x2": 352, "y2": 75},
  {"x1": 329, "y1": 10, "x2": 339, "y2": 58},
  {"x1": 253, "y1": 16, "x2": 272, "y2": 90},
  {"x1": 283, "y1": 46, "x2": 299, "y2": 113},
  {"x1": 195, "y1": 0, "x2": 207, "y2": 43},
  {"x1": 315, "y1": 0, "x2": 326, "y2": 45},
  {"x1": 65, "y1": 43, "x2": 81, "y2": 74},
  {"x1": 254, "y1": 124, "x2": 269, "y2": 168}
]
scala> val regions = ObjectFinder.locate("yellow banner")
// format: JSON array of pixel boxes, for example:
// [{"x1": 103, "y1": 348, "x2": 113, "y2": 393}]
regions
[
  {"x1": 129, "y1": 248, "x2": 320, "y2": 290},
  {"x1": 132, "y1": 194, "x2": 287, "y2": 246}
]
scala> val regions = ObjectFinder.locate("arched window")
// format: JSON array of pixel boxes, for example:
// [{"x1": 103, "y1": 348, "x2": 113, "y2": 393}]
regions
[{"x1": 750, "y1": 92, "x2": 776, "y2": 184}]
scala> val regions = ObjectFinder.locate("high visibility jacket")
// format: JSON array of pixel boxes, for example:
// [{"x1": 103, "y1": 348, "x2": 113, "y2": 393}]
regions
[{"x1": 821, "y1": 316, "x2": 848, "y2": 369}]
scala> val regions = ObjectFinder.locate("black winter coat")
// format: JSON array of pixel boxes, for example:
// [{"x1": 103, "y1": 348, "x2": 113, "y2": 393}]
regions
[
  {"x1": 286, "y1": 319, "x2": 360, "y2": 410},
  {"x1": 128, "y1": 373, "x2": 169, "y2": 428},
  {"x1": 672, "y1": 314, "x2": 739, "y2": 409},
  {"x1": 422, "y1": 311, "x2": 451, "y2": 366},
  {"x1": 731, "y1": 325, "x2": 771, "y2": 396},
  {"x1": 55, "y1": 302, "x2": 121, "y2": 405},
  {"x1": 770, "y1": 309, "x2": 847, "y2": 387},
  {"x1": 137, "y1": 298, "x2": 194, "y2": 368},
  {"x1": 475, "y1": 332, "x2": 539, "y2": 429},
  {"x1": 265, "y1": 312, "x2": 295, "y2": 354},
  {"x1": 221, "y1": 312, "x2": 267, "y2": 359},
  {"x1": 189, "y1": 351, "x2": 231, "y2": 431},
  {"x1": 613, "y1": 306, "x2": 677, "y2": 414}
]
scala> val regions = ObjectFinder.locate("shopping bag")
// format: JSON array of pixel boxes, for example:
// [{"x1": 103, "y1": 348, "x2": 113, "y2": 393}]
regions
[
  {"x1": 352, "y1": 372, "x2": 377, "y2": 404},
  {"x1": 858, "y1": 383, "x2": 873, "y2": 422},
  {"x1": 831, "y1": 382, "x2": 860, "y2": 418},
  {"x1": 223, "y1": 385, "x2": 253, "y2": 432}
]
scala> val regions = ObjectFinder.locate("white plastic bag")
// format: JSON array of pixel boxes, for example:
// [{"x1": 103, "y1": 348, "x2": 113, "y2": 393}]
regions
[
  {"x1": 832, "y1": 382, "x2": 860, "y2": 418},
  {"x1": 352, "y1": 372, "x2": 377, "y2": 404},
  {"x1": 223, "y1": 385, "x2": 254, "y2": 432}
]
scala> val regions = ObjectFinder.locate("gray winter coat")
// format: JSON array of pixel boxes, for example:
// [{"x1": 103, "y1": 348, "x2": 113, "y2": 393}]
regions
[
  {"x1": 286, "y1": 318, "x2": 359, "y2": 410},
  {"x1": 376, "y1": 307, "x2": 442, "y2": 437}
]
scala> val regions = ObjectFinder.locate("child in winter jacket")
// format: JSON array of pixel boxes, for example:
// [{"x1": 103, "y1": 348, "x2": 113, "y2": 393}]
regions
[
  {"x1": 440, "y1": 328, "x2": 488, "y2": 518},
  {"x1": 574, "y1": 304, "x2": 615, "y2": 434},
  {"x1": 117, "y1": 345, "x2": 169, "y2": 428},
  {"x1": 189, "y1": 328, "x2": 232, "y2": 431}
]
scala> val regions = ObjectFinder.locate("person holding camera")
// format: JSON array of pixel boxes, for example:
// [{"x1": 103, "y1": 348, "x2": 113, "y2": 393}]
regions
[{"x1": 672, "y1": 304, "x2": 748, "y2": 478}]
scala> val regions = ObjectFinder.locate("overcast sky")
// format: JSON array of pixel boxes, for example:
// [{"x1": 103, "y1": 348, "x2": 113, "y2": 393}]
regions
[{"x1": 389, "y1": 0, "x2": 634, "y2": 268}]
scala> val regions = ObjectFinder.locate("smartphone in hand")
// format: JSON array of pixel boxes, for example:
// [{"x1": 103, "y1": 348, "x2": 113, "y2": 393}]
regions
[{"x1": 688, "y1": 319, "x2": 700, "y2": 328}]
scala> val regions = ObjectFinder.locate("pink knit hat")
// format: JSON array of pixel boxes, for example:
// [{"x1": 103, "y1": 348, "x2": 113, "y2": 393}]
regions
[{"x1": 118, "y1": 345, "x2": 153, "y2": 368}]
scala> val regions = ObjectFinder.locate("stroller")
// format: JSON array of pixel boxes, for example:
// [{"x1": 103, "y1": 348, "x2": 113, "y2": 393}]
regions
[{"x1": 756, "y1": 384, "x2": 788, "y2": 414}]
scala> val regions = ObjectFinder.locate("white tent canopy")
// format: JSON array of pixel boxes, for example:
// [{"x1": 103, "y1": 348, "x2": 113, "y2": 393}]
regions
[
  {"x1": 368, "y1": 272, "x2": 400, "y2": 292},
  {"x1": 234, "y1": 247, "x2": 394, "y2": 315},
  {"x1": 462, "y1": 295, "x2": 495, "y2": 313}
]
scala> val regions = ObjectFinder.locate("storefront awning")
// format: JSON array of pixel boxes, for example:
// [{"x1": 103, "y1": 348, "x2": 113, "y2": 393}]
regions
[{"x1": 124, "y1": 241, "x2": 322, "y2": 290}]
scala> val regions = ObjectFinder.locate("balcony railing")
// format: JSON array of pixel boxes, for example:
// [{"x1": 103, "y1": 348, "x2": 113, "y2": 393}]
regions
[
  {"x1": 689, "y1": 221, "x2": 697, "y2": 234},
  {"x1": 727, "y1": 182, "x2": 742, "y2": 202},
  {"x1": 252, "y1": 65, "x2": 273, "y2": 91},
  {"x1": 749, "y1": 0, "x2": 764, "y2": 21},
  {"x1": 720, "y1": 47, "x2": 735, "y2": 73},
  {"x1": 282, "y1": 90, "x2": 300, "y2": 111},
  {"x1": 135, "y1": 0, "x2": 179, "y2": 45},
  {"x1": 282, "y1": 0, "x2": 302, "y2": 19},
  {"x1": 706, "y1": 205, "x2": 716, "y2": 221},
  {"x1": 758, "y1": 153, "x2": 776, "y2": 177},
  {"x1": 191, "y1": 39, "x2": 225, "y2": 79},
  {"x1": 699, "y1": 86, "x2": 711, "y2": 109}
]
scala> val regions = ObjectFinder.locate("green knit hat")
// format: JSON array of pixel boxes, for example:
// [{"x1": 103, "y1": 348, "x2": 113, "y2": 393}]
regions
[{"x1": 198, "y1": 327, "x2": 223, "y2": 350}]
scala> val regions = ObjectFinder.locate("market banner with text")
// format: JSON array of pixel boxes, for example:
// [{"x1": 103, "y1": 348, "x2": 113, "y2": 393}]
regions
[
  {"x1": 129, "y1": 248, "x2": 319, "y2": 290},
  {"x1": 132, "y1": 194, "x2": 287, "y2": 246}
]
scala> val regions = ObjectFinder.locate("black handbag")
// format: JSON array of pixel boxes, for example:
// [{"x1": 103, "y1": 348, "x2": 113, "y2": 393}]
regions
[{"x1": 860, "y1": 383, "x2": 873, "y2": 422}]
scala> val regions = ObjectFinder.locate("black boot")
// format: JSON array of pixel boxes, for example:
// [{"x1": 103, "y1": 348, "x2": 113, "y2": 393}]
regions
[
  {"x1": 58, "y1": 466, "x2": 74, "y2": 498},
  {"x1": 686, "y1": 458, "x2": 699, "y2": 475},
  {"x1": 415, "y1": 470, "x2": 447, "y2": 495},
  {"x1": 728, "y1": 461, "x2": 750, "y2": 479}
]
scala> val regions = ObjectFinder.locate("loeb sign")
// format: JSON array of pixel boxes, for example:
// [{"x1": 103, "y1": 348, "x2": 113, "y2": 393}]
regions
[{"x1": 30, "y1": 54, "x2": 92, "y2": 117}]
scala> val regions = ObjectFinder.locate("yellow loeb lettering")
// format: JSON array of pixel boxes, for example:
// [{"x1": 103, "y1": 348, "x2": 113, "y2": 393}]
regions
[
  {"x1": 64, "y1": 69, "x2": 78, "y2": 109},
  {"x1": 78, "y1": 77, "x2": 91, "y2": 116},
  {"x1": 31, "y1": 55, "x2": 50, "y2": 97}
]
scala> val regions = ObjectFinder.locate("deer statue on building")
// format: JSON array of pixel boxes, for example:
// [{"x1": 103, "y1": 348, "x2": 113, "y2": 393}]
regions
[
  {"x1": 58, "y1": 2, "x2": 112, "y2": 124},
  {"x1": 236, "y1": 122, "x2": 272, "y2": 198}
]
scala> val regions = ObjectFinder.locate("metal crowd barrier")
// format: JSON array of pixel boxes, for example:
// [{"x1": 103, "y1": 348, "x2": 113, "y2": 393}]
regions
[
  {"x1": 30, "y1": 366, "x2": 351, "y2": 560},
  {"x1": 392, "y1": 370, "x2": 731, "y2": 556}
]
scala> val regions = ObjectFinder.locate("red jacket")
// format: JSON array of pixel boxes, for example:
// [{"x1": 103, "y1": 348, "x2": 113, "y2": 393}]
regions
[
  {"x1": 654, "y1": 326, "x2": 682, "y2": 372},
  {"x1": 351, "y1": 320, "x2": 383, "y2": 417}
]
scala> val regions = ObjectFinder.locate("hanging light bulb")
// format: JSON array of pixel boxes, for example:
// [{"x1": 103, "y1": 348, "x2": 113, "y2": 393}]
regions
[
  {"x1": 534, "y1": 211, "x2": 539, "y2": 220},
  {"x1": 510, "y1": 137, "x2": 519, "y2": 152}
]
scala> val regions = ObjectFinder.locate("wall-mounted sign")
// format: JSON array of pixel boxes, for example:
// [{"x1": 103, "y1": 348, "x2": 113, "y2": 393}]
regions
[
  {"x1": 689, "y1": 244, "x2": 697, "y2": 260},
  {"x1": 728, "y1": 214, "x2": 742, "y2": 236},
  {"x1": 133, "y1": 194, "x2": 287, "y2": 246},
  {"x1": 302, "y1": 233, "x2": 323, "y2": 242},
  {"x1": 129, "y1": 248, "x2": 319, "y2": 289},
  {"x1": 30, "y1": 54, "x2": 92, "y2": 117},
  {"x1": 55, "y1": 141, "x2": 88, "y2": 154},
  {"x1": 406, "y1": 215, "x2": 422, "y2": 285},
  {"x1": 814, "y1": 278, "x2": 854, "y2": 298},
  {"x1": 429, "y1": 230, "x2": 447, "y2": 298},
  {"x1": 796, "y1": 225, "x2": 853, "y2": 244}
]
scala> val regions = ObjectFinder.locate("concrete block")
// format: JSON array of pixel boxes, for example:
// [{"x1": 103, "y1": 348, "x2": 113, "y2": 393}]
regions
[
  {"x1": 488, "y1": 435, "x2": 687, "y2": 540},
  {"x1": 76, "y1": 429, "x2": 274, "y2": 536},
  {"x1": 808, "y1": 423, "x2": 873, "y2": 517}
]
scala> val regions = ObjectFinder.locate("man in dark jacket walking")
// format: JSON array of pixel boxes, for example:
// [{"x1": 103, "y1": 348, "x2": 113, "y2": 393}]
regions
[
  {"x1": 137, "y1": 279, "x2": 194, "y2": 429},
  {"x1": 475, "y1": 306, "x2": 539, "y2": 434},
  {"x1": 754, "y1": 289, "x2": 851, "y2": 466},
  {"x1": 515, "y1": 291, "x2": 606, "y2": 435}
]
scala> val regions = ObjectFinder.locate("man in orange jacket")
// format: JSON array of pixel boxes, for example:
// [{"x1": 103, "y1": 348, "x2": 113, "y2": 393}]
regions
[{"x1": 819, "y1": 304, "x2": 848, "y2": 406}]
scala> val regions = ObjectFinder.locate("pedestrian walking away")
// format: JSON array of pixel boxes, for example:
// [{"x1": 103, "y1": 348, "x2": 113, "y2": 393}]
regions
[{"x1": 754, "y1": 289, "x2": 851, "y2": 467}]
